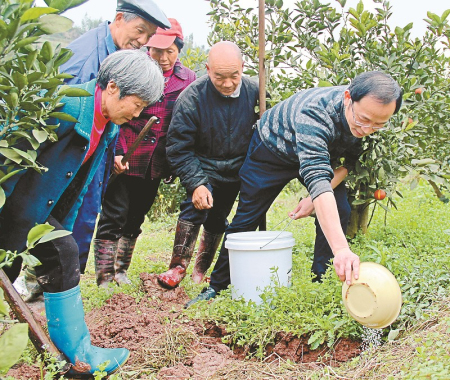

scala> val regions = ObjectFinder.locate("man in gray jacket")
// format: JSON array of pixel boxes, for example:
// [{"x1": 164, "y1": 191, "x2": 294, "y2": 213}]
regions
[
  {"x1": 186, "y1": 71, "x2": 402, "y2": 307},
  {"x1": 157, "y1": 41, "x2": 259, "y2": 289}
]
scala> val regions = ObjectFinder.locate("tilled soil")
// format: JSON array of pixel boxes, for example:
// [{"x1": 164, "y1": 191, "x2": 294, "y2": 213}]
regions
[{"x1": 6, "y1": 273, "x2": 360, "y2": 379}]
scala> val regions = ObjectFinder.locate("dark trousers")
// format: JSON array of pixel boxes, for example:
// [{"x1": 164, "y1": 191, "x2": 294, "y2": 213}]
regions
[
  {"x1": 209, "y1": 131, "x2": 351, "y2": 292},
  {"x1": 179, "y1": 182, "x2": 241, "y2": 234},
  {"x1": 3, "y1": 215, "x2": 81, "y2": 293},
  {"x1": 95, "y1": 173, "x2": 161, "y2": 241}
]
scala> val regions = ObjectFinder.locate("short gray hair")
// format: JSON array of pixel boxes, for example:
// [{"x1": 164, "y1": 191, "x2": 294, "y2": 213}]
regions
[
  {"x1": 121, "y1": 11, "x2": 139, "y2": 23},
  {"x1": 97, "y1": 50, "x2": 164, "y2": 105}
]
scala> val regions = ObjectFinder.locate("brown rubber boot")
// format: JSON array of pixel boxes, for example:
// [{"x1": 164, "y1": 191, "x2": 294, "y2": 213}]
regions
[
  {"x1": 191, "y1": 230, "x2": 223, "y2": 284},
  {"x1": 114, "y1": 236, "x2": 137, "y2": 285},
  {"x1": 157, "y1": 219, "x2": 200, "y2": 289},
  {"x1": 93, "y1": 239, "x2": 118, "y2": 288}
]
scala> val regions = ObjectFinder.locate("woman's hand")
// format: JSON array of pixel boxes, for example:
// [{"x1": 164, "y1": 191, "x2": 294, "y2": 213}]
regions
[{"x1": 113, "y1": 155, "x2": 129, "y2": 175}]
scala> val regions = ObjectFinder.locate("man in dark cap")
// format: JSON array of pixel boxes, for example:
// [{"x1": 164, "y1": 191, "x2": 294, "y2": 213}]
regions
[
  {"x1": 21, "y1": 0, "x2": 170, "y2": 301},
  {"x1": 61, "y1": 0, "x2": 170, "y2": 84}
]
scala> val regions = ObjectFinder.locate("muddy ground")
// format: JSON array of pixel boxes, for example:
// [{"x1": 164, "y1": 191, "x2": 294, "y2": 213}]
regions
[{"x1": 7, "y1": 273, "x2": 360, "y2": 379}]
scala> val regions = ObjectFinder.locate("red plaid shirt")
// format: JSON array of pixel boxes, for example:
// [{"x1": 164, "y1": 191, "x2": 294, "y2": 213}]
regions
[{"x1": 115, "y1": 60, "x2": 196, "y2": 179}]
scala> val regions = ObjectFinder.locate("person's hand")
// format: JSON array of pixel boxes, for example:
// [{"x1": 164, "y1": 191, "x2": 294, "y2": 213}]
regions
[
  {"x1": 333, "y1": 247, "x2": 360, "y2": 285},
  {"x1": 289, "y1": 196, "x2": 315, "y2": 219},
  {"x1": 192, "y1": 185, "x2": 213, "y2": 210},
  {"x1": 113, "y1": 155, "x2": 129, "y2": 175}
]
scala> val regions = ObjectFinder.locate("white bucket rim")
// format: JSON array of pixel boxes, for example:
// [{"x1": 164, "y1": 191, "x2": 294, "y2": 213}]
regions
[{"x1": 226, "y1": 231, "x2": 295, "y2": 251}]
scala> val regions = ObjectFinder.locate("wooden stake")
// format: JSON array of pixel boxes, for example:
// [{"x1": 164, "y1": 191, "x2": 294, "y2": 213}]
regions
[{"x1": 0, "y1": 269, "x2": 66, "y2": 363}]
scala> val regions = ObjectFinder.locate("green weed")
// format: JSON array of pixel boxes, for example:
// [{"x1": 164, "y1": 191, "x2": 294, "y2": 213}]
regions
[{"x1": 186, "y1": 183, "x2": 450, "y2": 355}]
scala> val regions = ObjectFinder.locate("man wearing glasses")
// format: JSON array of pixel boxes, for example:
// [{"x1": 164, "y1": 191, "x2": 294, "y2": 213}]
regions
[{"x1": 186, "y1": 71, "x2": 402, "y2": 307}]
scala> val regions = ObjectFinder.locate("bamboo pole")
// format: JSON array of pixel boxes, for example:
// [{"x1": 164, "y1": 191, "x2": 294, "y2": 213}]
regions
[
  {"x1": 258, "y1": 0, "x2": 266, "y2": 116},
  {"x1": 258, "y1": 0, "x2": 267, "y2": 231}
]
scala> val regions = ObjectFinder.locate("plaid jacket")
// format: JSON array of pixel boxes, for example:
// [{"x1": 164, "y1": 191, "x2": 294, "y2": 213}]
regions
[{"x1": 115, "y1": 60, "x2": 196, "y2": 178}]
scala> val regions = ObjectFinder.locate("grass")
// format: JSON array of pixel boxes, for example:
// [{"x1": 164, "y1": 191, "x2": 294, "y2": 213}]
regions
[
  {"x1": 179, "y1": 181, "x2": 449, "y2": 359},
  {"x1": 9, "y1": 180, "x2": 450, "y2": 378}
]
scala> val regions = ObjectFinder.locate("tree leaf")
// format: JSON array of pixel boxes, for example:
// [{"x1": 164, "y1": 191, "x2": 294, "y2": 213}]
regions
[
  {"x1": 19, "y1": 253, "x2": 41, "y2": 267},
  {"x1": 0, "y1": 187, "x2": 5, "y2": 209},
  {"x1": 411, "y1": 158, "x2": 436, "y2": 166},
  {"x1": 0, "y1": 323, "x2": 29, "y2": 374},
  {"x1": 14, "y1": 36, "x2": 40, "y2": 48},
  {"x1": 0, "y1": 148, "x2": 23, "y2": 164},
  {"x1": 352, "y1": 199, "x2": 370, "y2": 206},
  {"x1": 318, "y1": 80, "x2": 333, "y2": 87},
  {"x1": 0, "y1": 289, "x2": 8, "y2": 316},
  {"x1": 48, "y1": 112, "x2": 79, "y2": 123},
  {"x1": 20, "y1": 7, "x2": 58, "y2": 22},
  {"x1": 58, "y1": 86, "x2": 92, "y2": 97},
  {"x1": 0, "y1": 169, "x2": 24, "y2": 185},
  {"x1": 38, "y1": 14, "x2": 73, "y2": 34},
  {"x1": 10, "y1": 148, "x2": 35, "y2": 163},
  {"x1": 27, "y1": 224, "x2": 55, "y2": 248},
  {"x1": 37, "y1": 229, "x2": 72, "y2": 244},
  {"x1": 45, "y1": 0, "x2": 88, "y2": 12},
  {"x1": 32, "y1": 129, "x2": 48, "y2": 144}
]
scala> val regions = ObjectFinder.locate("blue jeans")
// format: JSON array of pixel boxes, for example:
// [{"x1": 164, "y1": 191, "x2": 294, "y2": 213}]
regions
[
  {"x1": 179, "y1": 182, "x2": 241, "y2": 234},
  {"x1": 209, "y1": 131, "x2": 351, "y2": 292}
]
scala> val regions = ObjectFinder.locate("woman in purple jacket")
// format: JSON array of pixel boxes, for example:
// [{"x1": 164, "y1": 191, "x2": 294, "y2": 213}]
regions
[{"x1": 93, "y1": 19, "x2": 196, "y2": 287}]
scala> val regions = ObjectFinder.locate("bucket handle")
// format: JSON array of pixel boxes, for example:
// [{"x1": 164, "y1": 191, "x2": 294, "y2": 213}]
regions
[{"x1": 259, "y1": 214, "x2": 296, "y2": 249}]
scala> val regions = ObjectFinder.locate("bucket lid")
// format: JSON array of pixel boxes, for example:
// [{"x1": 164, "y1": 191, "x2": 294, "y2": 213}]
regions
[{"x1": 225, "y1": 231, "x2": 295, "y2": 251}]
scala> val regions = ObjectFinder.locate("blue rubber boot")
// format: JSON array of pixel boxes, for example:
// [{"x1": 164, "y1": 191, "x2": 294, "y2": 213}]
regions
[{"x1": 44, "y1": 285, "x2": 129, "y2": 375}]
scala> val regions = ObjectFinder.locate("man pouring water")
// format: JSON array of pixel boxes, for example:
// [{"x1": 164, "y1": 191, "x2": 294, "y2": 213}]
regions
[{"x1": 186, "y1": 71, "x2": 402, "y2": 307}]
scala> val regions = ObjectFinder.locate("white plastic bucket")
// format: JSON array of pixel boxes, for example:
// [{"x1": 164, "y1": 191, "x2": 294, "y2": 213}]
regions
[{"x1": 225, "y1": 231, "x2": 295, "y2": 304}]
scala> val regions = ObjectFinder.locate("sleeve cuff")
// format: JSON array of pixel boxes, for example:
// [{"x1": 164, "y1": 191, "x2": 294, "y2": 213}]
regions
[{"x1": 309, "y1": 180, "x2": 333, "y2": 200}]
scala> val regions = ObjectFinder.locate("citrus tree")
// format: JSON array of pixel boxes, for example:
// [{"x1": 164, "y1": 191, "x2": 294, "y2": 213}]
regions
[
  {"x1": 0, "y1": 0, "x2": 88, "y2": 371},
  {"x1": 0, "y1": 0, "x2": 90, "y2": 209},
  {"x1": 206, "y1": 0, "x2": 450, "y2": 236}
]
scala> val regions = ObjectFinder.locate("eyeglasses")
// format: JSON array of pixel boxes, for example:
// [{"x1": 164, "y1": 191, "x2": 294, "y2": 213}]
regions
[{"x1": 349, "y1": 99, "x2": 389, "y2": 131}]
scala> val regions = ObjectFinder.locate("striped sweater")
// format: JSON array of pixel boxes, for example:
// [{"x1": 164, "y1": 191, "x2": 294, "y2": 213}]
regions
[{"x1": 258, "y1": 85, "x2": 362, "y2": 200}]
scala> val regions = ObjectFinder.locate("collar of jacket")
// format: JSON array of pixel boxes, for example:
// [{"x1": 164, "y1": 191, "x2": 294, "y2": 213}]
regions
[
  {"x1": 173, "y1": 60, "x2": 189, "y2": 81},
  {"x1": 206, "y1": 76, "x2": 242, "y2": 99},
  {"x1": 104, "y1": 21, "x2": 119, "y2": 55},
  {"x1": 62, "y1": 80, "x2": 118, "y2": 141}
]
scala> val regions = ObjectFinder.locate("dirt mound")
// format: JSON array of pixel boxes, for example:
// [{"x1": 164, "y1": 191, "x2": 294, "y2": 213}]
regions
[
  {"x1": 7, "y1": 273, "x2": 361, "y2": 378},
  {"x1": 6, "y1": 363, "x2": 41, "y2": 380},
  {"x1": 266, "y1": 332, "x2": 360, "y2": 364}
]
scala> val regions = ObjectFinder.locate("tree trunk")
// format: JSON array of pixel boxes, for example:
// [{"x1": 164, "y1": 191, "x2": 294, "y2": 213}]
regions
[
  {"x1": 428, "y1": 179, "x2": 449, "y2": 203},
  {"x1": 347, "y1": 202, "x2": 371, "y2": 238}
]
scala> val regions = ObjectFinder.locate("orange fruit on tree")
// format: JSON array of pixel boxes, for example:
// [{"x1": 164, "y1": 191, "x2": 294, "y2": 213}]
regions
[
  {"x1": 415, "y1": 88, "x2": 423, "y2": 94},
  {"x1": 374, "y1": 189, "x2": 387, "y2": 200}
]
